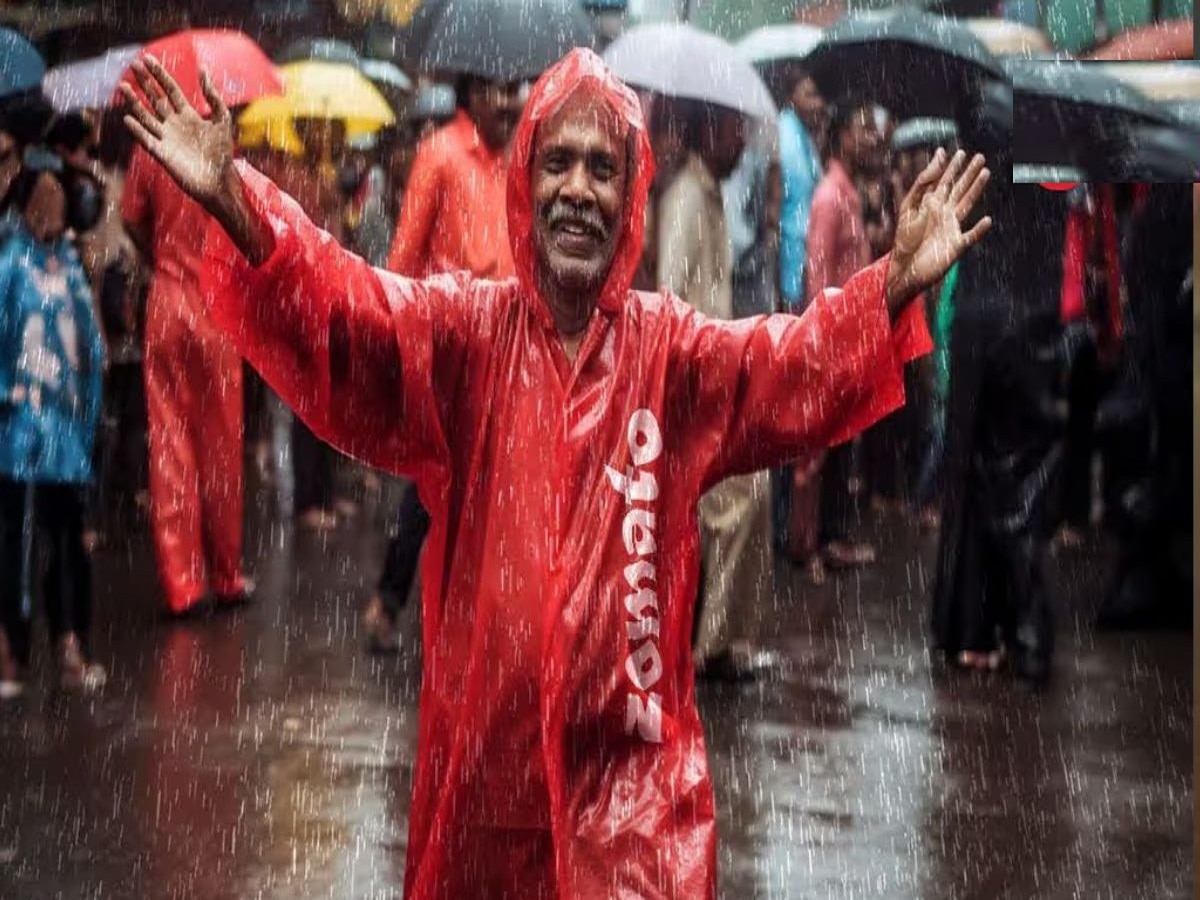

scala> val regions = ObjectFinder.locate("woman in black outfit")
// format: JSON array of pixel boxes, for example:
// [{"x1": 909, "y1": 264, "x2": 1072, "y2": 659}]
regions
[{"x1": 932, "y1": 82, "x2": 1072, "y2": 686}]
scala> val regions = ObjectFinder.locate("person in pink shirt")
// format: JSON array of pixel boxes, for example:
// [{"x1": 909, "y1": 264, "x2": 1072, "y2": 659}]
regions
[{"x1": 801, "y1": 99, "x2": 882, "y2": 574}]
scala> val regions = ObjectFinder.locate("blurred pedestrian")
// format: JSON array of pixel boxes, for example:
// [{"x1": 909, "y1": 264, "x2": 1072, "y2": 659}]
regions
[
  {"x1": 122, "y1": 111, "x2": 253, "y2": 617},
  {"x1": 0, "y1": 153, "x2": 107, "y2": 698},
  {"x1": 1096, "y1": 184, "x2": 1192, "y2": 629},
  {"x1": 364, "y1": 74, "x2": 523, "y2": 652},
  {"x1": 803, "y1": 98, "x2": 882, "y2": 572},
  {"x1": 275, "y1": 116, "x2": 353, "y2": 530},
  {"x1": 933, "y1": 86, "x2": 1067, "y2": 684},
  {"x1": 773, "y1": 65, "x2": 826, "y2": 560},
  {"x1": 777, "y1": 64, "x2": 825, "y2": 313},
  {"x1": 656, "y1": 97, "x2": 777, "y2": 680},
  {"x1": 887, "y1": 118, "x2": 960, "y2": 527}
]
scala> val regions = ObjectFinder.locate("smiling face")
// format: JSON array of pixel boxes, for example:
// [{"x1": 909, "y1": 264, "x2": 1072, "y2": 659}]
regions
[{"x1": 531, "y1": 90, "x2": 628, "y2": 319}]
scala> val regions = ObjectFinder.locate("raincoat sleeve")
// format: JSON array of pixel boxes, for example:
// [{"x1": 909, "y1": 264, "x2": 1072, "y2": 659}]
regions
[
  {"x1": 385, "y1": 135, "x2": 441, "y2": 276},
  {"x1": 200, "y1": 160, "x2": 467, "y2": 482},
  {"x1": 668, "y1": 253, "x2": 932, "y2": 491},
  {"x1": 67, "y1": 251, "x2": 105, "y2": 444}
]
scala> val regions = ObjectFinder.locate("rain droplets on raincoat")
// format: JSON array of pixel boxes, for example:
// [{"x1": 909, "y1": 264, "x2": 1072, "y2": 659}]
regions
[{"x1": 200, "y1": 48, "x2": 929, "y2": 900}]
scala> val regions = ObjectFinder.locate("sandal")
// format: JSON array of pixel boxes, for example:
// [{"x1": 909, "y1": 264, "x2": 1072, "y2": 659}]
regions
[{"x1": 59, "y1": 633, "x2": 107, "y2": 694}]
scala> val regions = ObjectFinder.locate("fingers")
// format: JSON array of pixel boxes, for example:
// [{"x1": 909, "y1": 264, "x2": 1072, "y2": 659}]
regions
[
  {"x1": 958, "y1": 215, "x2": 993, "y2": 251},
  {"x1": 131, "y1": 61, "x2": 172, "y2": 120},
  {"x1": 955, "y1": 165, "x2": 991, "y2": 221},
  {"x1": 123, "y1": 113, "x2": 161, "y2": 153},
  {"x1": 119, "y1": 84, "x2": 163, "y2": 140},
  {"x1": 143, "y1": 55, "x2": 189, "y2": 114},
  {"x1": 907, "y1": 147, "x2": 947, "y2": 203},
  {"x1": 200, "y1": 69, "x2": 229, "y2": 124},
  {"x1": 949, "y1": 153, "x2": 986, "y2": 204},
  {"x1": 935, "y1": 149, "x2": 967, "y2": 199}
]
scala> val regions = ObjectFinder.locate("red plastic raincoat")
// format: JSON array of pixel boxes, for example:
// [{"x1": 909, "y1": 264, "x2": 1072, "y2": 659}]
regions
[
  {"x1": 200, "y1": 48, "x2": 929, "y2": 900},
  {"x1": 123, "y1": 145, "x2": 247, "y2": 614}
]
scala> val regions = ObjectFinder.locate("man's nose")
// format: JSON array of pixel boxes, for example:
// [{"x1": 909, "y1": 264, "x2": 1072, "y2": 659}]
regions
[{"x1": 560, "y1": 162, "x2": 593, "y2": 200}]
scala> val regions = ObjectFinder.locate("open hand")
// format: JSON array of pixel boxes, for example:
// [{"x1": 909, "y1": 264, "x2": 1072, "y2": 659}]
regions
[
  {"x1": 120, "y1": 56, "x2": 234, "y2": 212},
  {"x1": 885, "y1": 148, "x2": 992, "y2": 313}
]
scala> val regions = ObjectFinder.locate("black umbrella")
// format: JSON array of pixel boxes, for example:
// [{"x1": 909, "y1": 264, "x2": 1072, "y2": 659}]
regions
[
  {"x1": 1011, "y1": 58, "x2": 1193, "y2": 178},
  {"x1": 365, "y1": 1, "x2": 447, "y2": 71},
  {"x1": 407, "y1": 0, "x2": 597, "y2": 82},
  {"x1": 1109, "y1": 124, "x2": 1200, "y2": 181},
  {"x1": 803, "y1": 9, "x2": 1004, "y2": 119}
]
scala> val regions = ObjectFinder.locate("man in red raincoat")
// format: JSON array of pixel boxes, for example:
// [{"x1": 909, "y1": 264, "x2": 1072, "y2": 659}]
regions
[
  {"x1": 121, "y1": 50, "x2": 991, "y2": 899},
  {"x1": 123, "y1": 138, "x2": 252, "y2": 616}
]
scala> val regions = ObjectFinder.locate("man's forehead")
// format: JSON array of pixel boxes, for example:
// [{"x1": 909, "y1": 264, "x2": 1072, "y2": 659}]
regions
[{"x1": 537, "y1": 87, "x2": 628, "y2": 148}]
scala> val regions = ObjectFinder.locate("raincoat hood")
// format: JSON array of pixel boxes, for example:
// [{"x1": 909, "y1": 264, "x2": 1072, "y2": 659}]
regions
[{"x1": 506, "y1": 48, "x2": 656, "y2": 326}]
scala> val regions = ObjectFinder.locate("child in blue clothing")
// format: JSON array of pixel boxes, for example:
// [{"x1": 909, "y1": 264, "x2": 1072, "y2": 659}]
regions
[{"x1": 0, "y1": 153, "x2": 107, "y2": 699}]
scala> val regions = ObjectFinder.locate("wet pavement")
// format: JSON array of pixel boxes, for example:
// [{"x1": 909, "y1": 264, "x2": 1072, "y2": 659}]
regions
[{"x1": 0, "y1": 456, "x2": 1191, "y2": 899}]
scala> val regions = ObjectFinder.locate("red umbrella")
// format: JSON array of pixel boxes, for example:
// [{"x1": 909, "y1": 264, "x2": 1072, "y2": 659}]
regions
[
  {"x1": 1083, "y1": 18, "x2": 1194, "y2": 61},
  {"x1": 113, "y1": 29, "x2": 283, "y2": 113}
]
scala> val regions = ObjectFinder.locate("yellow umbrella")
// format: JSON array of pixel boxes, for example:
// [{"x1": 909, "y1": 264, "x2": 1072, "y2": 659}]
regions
[{"x1": 238, "y1": 60, "x2": 396, "y2": 155}]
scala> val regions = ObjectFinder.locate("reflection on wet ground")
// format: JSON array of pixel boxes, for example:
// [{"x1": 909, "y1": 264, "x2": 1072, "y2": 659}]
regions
[{"x1": 0, "y1": 470, "x2": 1191, "y2": 899}]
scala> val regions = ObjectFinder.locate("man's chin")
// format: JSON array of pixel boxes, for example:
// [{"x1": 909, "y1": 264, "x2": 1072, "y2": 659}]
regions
[{"x1": 542, "y1": 259, "x2": 606, "y2": 297}]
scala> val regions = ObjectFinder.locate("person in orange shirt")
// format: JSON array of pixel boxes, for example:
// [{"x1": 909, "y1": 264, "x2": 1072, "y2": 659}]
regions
[
  {"x1": 122, "y1": 141, "x2": 252, "y2": 617},
  {"x1": 385, "y1": 76, "x2": 522, "y2": 279},
  {"x1": 364, "y1": 75, "x2": 524, "y2": 650}
]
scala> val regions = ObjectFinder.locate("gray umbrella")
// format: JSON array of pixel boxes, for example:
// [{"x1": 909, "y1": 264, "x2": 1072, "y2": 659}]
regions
[
  {"x1": 603, "y1": 23, "x2": 777, "y2": 121},
  {"x1": 892, "y1": 117, "x2": 958, "y2": 152},
  {"x1": 804, "y1": 9, "x2": 1003, "y2": 119},
  {"x1": 413, "y1": 0, "x2": 597, "y2": 82},
  {"x1": 1010, "y1": 58, "x2": 1194, "y2": 177},
  {"x1": 277, "y1": 38, "x2": 362, "y2": 67}
]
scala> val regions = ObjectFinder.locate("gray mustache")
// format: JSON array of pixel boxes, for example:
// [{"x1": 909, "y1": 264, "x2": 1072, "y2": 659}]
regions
[{"x1": 546, "y1": 203, "x2": 606, "y2": 239}]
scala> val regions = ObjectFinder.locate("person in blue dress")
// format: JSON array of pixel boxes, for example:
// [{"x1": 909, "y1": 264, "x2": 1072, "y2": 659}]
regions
[{"x1": 0, "y1": 149, "x2": 107, "y2": 699}]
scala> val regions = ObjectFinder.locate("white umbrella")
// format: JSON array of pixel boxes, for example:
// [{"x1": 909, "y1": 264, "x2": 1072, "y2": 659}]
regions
[
  {"x1": 736, "y1": 24, "x2": 823, "y2": 66},
  {"x1": 43, "y1": 44, "x2": 142, "y2": 112},
  {"x1": 603, "y1": 23, "x2": 777, "y2": 121},
  {"x1": 361, "y1": 58, "x2": 414, "y2": 94}
]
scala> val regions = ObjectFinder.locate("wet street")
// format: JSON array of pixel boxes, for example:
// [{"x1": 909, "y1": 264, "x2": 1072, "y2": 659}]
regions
[{"x1": 0, "y1": 461, "x2": 1191, "y2": 900}]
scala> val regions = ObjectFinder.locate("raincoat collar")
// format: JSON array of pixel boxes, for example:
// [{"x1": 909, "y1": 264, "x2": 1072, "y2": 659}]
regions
[
  {"x1": 451, "y1": 108, "x2": 506, "y2": 163},
  {"x1": 506, "y1": 48, "x2": 656, "y2": 332}
]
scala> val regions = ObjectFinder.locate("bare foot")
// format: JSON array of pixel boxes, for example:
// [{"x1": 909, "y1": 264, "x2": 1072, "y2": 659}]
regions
[
  {"x1": 82, "y1": 529, "x2": 102, "y2": 554},
  {"x1": 363, "y1": 595, "x2": 399, "y2": 653},
  {"x1": 298, "y1": 508, "x2": 338, "y2": 531},
  {"x1": 0, "y1": 628, "x2": 21, "y2": 699}
]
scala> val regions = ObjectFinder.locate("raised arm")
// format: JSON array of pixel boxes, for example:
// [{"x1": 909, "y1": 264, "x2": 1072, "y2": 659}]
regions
[
  {"x1": 669, "y1": 149, "x2": 991, "y2": 491},
  {"x1": 121, "y1": 56, "x2": 465, "y2": 481},
  {"x1": 121, "y1": 58, "x2": 274, "y2": 267}
]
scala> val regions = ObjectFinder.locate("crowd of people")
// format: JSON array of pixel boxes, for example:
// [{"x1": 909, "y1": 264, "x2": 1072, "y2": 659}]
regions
[
  {"x1": 0, "y1": 11, "x2": 1191, "y2": 894},
  {"x1": 0, "y1": 28, "x2": 1189, "y2": 711}
]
